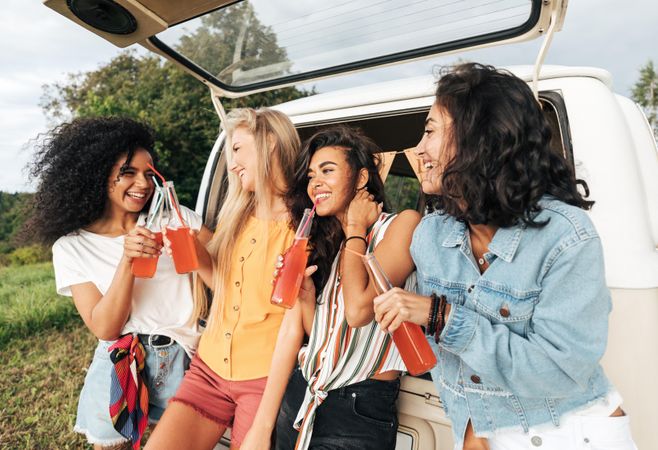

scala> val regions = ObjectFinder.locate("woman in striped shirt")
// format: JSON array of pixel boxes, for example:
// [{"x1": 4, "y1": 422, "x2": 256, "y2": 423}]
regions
[{"x1": 241, "y1": 126, "x2": 420, "y2": 450}]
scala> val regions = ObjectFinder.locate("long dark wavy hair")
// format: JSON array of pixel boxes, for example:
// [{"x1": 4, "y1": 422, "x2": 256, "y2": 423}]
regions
[
  {"x1": 286, "y1": 126, "x2": 387, "y2": 294},
  {"x1": 25, "y1": 117, "x2": 156, "y2": 244},
  {"x1": 433, "y1": 63, "x2": 593, "y2": 227}
]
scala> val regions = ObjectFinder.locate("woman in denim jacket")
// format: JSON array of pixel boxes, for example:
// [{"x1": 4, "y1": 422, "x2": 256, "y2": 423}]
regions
[{"x1": 373, "y1": 63, "x2": 637, "y2": 450}]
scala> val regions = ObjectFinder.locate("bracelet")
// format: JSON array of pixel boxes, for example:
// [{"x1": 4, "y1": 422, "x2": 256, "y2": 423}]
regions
[
  {"x1": 343, "y1": 246, "x2": 365, "y2": 257},
  {"x1": 344, "y1": 235, "x2": 367, "y2": 247},
  {"x1": 434, "y1": 295, "x2": 448, "y2": 343},
  {"x1": 426, "y1": 293, "x2": 440, "y2": 336}
]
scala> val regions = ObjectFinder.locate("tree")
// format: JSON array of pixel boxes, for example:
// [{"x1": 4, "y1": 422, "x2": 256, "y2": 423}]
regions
[
  {"x1": 0, "y1": 192, "x2": 36, "y2": 254},
  {"x1": 41, "y1": 3, "x2": 310, "y2": 206},
  {"x1": 631, "y1": 60, "x2": 658, "y2": 139}
]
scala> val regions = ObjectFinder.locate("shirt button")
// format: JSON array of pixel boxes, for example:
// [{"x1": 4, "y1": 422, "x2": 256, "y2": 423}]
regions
[
  {"x1": 250, "y1": 238, "x2": 256, "y2": 244},
  {"x1": 224, "y1": 358, "x2": 229, "y2": 363},
  {"x1": 233, "y1": 305, "x2": 240, "y2": 311},
  {"x1": 239, "y1": 256, "x2": 245, "y2": 262},
  {"x1": 467, "y1": 285, "x2": 475, "y2": 293},
  {"x1": 531, "y1": 436, "x2": 542, "y2": 446},
  {"x1": 225, "y1": 332, "x2": 232, "y2": 339},
  {"x1": 470, "y1": 375, "x2": 481, "y2": 384},
  {"x1": 235, "y1": 281, "x2": 241, "y2": 287},
  {"x1": 499, "y1": 307, "x2": 510, "y2": 317}
]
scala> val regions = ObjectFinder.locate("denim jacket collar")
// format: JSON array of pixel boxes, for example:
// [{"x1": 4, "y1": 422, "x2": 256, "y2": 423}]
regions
[
  {"x1": 441, "y1": 219, "x2": 524, "y2": 263},
  {"x1": 441, "y1": 220, "x2": 467, "y2": 248}
]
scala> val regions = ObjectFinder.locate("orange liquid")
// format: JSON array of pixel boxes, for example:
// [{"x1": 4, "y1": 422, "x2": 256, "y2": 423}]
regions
[
  {"x1": 393, "y1": 322, "x2": 437, "y2": 376},
  {"x1": 167, "y1": 227, "x2": 199, "y2": 274},
  {"x1": 271, "y1": 238, "x2": 309, "y2": 308},
  {"x1": 131, "y1": 232, "x2": 163, "y2": 278}
]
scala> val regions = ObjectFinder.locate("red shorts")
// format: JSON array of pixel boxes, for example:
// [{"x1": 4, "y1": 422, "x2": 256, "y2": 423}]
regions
[{"x1": 171, "y1": 354, "x2": 267, "y2": 446}]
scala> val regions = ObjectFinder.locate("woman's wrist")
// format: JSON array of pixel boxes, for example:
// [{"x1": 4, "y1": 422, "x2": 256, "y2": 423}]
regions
[
  {"x1": 345, "y1": 223, "x2": 367, "y2": 236},
  {"x1": 120, "y1": 254, "x2": 135, "y2": 267}
]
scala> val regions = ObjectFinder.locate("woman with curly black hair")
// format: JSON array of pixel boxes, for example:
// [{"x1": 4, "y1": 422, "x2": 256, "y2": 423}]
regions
[
  {"x1": 28, "y1": 117, "x2": 212, "y2": 450},
  {"x1": 373, "y1": 64, "x2": 637, "y2": 450}
]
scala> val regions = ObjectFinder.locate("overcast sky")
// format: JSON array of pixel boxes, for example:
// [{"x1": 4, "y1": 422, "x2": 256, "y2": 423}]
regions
[{"x1": 1, "y1": 0, "x2": 657, "y2": 192}]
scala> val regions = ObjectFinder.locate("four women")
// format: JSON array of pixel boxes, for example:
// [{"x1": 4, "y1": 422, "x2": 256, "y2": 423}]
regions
[{"x1": 34, "y1": 63, "x2": 635, "y2": 450}]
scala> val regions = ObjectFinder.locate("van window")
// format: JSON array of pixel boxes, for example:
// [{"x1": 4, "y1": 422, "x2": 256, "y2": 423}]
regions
[
  {"x1": 153, "y1": 0, "x2": 541, "y2": 93},
  {"x1": 540, "y1": 91, "x2": 575, "y2": 172}
]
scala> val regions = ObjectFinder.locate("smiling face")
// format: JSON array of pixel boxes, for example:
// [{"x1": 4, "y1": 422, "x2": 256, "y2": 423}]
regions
[
  {"x1": 414, "y1": 102, "x2": 455, "y2": 195},
  {"x1": 107, "y1": 148, "x2": 156, "y2": 214},
  {"x1": 306, "y1": 146, "x2": 357, "y2": 217},
  {"x1": 228, "y1": 126, "x2": 259, "y2": 192}
]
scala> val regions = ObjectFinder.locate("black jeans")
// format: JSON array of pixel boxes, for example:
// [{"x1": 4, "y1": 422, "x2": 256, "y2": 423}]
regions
[{"x1": 275, "y1": 368, "x2": 400, "y2": 450}]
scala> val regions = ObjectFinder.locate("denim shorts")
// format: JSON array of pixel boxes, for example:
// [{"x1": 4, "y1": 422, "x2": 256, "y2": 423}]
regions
[
  {"x1": 171, "y1": 354, "x2": 267, "y2": 447},
  {"x1": 74, "y1": 336, "x2": 190, "y2": 446},
  {"x1": 275, "y1": 368, "x2": 400, "y2": 450}
]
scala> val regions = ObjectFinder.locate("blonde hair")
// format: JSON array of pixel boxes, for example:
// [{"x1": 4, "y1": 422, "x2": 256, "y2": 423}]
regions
[{"x1": 191, "y1": 108, "x2": 300, "y2": 324}]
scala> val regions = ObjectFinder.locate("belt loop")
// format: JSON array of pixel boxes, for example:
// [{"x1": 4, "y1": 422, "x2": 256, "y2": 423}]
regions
[{"x1": 338, "y1": 386, "x2": 347, "y2": 399}]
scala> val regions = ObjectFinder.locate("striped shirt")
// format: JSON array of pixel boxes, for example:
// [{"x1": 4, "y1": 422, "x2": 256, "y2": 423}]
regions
[{"x1": 293, "y1": 213, "x2": 407, "y2": 449}]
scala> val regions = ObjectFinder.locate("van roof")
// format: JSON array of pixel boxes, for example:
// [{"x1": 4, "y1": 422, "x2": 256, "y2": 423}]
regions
[{"x1": 275, "y1": 65, "x2": 613, "y2": 118}]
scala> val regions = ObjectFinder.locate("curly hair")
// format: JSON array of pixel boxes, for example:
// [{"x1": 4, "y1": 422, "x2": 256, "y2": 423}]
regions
[
  {"x1": 25, "y1": 117, "x2": 156, "y2": 244},
  {"x1": 433, "y1": 63, "x2": 593, "y2": 227},
  {"x1": 286, "y1": 125, "x2": 387, "y2": 295}
]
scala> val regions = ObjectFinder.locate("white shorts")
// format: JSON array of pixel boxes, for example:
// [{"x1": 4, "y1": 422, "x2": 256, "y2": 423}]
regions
[{"x1": 489, "y1": 413, "x2": 637, "y2": 450}]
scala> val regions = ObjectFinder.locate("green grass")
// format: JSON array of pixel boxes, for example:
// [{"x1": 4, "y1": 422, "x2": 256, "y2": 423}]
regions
[
  {"x1": 0, "y1": 322, "x2": 95, "y2": 449},
  {"x1": 0, "y1": 263, "x2": 79, "y2": 347},
  {"x1": 0, "y1": 263, "x2": 160, "y2": 449},
  {"x1": 0, "y1": 262, "x2": 94, "y2": 448}
]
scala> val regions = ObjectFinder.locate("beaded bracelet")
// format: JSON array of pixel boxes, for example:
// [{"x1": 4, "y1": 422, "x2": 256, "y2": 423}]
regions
[
  {"x1": 434, "y1": 295, "x2": 448, "y2": 343},
  {"x1": 426, "y1": 293, "x2": 440, "y2": 336}
]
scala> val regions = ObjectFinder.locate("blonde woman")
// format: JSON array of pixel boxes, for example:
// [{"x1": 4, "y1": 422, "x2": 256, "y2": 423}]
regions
[{"x1": 146, "y1": 108, "x2": 302, "y2": 450}]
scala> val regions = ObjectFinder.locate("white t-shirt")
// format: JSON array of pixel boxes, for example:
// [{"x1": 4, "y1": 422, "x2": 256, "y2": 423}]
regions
[{"x1": 52, "y1": 205, "x2": 203, "y2": 356}]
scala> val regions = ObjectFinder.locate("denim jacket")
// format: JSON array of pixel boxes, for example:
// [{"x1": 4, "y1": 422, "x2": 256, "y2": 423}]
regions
[{"x1": 411, "y1": 198, "x2": 613, "y2": 446}]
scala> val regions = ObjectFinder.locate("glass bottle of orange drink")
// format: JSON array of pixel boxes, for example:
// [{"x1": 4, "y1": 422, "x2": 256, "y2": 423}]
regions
[
  {"x1": 163, "y1": 181, "x2": 199, "y2": 274},
  {"x1": 363, "y1": 253, "x2": 437, "y2": 376},
  {"x1": 271, "y1": 208, "x2": 314, "y2": 308},
  {"x1": 131, "y1": 187, "x2": 165, "y2": 278}
]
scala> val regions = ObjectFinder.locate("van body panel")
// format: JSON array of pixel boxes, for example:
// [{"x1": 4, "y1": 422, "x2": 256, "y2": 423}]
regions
[
  {"x1": 602, "y1": 288, "x2": 658, "y2": 449},
  {"x1": 614, "y1": 95, "x2": 658, "y2": 247}
]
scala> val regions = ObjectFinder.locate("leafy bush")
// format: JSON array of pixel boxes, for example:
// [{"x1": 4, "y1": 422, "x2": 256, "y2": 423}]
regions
[{"x1": 3, "y1": 244, "x2": 52, "y2": 267}]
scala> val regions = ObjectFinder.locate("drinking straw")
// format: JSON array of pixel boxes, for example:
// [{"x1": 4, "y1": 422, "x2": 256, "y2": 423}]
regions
[
  {"x1": 300, "y1": 201, "x2": 317, "y2": 237},
  {"x1": 147, "y1": 163, "x2": 166, "y2": 185},
  {"x1": 147, "y1": 163, "x2": 186, "y2": 227},
  {"x1": 145, "y1": 189, "x2": 164, "y2": 229}
]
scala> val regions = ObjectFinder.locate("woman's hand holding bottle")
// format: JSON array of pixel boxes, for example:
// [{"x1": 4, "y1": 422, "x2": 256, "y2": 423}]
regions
[
  {"x1": 123, "y1": 226, "x2": 162, "y2": 263},
  {"x1": 273, "y1": 257, "x2": 318, "y2": 304},
  {"x1": 161, "y1": 227, "x2": 198, "y2": 256},
  {"x1": 373, "y1": 287, "x2": 450, "y2": 334}
]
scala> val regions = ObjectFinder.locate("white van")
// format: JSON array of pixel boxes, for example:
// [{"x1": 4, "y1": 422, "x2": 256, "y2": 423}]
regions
[{"x1": 45, "y1": 1, "x2": 658, "y2": 448}]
